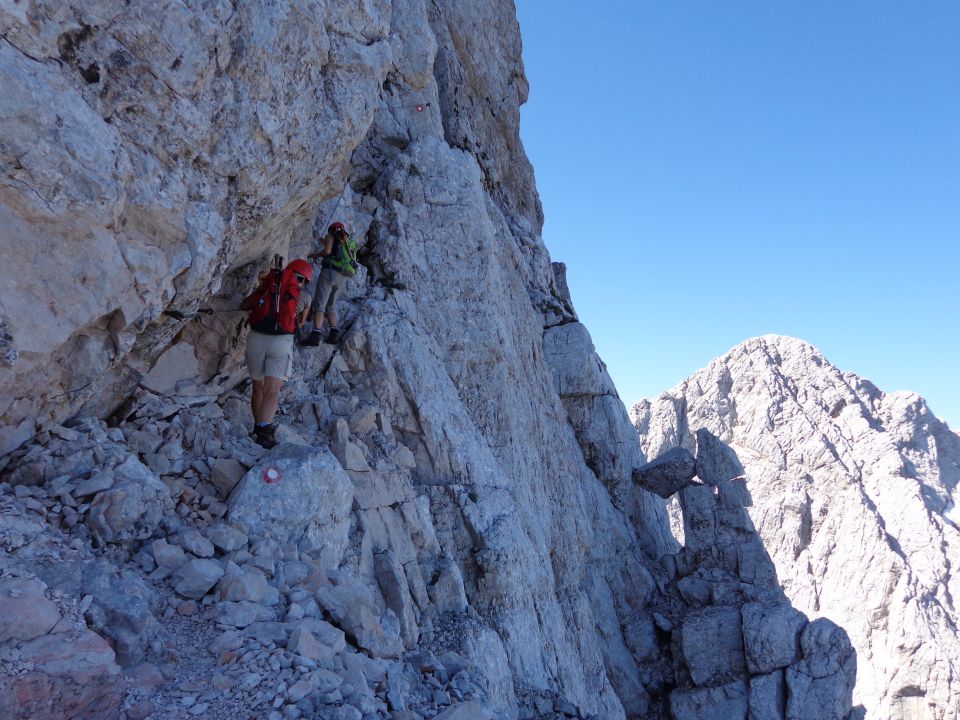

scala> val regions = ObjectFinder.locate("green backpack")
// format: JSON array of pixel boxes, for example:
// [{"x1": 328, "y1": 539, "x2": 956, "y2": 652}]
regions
[{"x1": 330, "y1": 235, "x2": 358, "y2": 277}]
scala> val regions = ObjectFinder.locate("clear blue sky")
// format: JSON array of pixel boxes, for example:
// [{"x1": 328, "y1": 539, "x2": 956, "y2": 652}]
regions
[{"x1": 516, "y1": 1, "x2": 960, "y2": 429}]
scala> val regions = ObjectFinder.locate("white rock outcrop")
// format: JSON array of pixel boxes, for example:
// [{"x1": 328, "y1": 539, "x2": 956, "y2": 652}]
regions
[
  {"x1": 1, "y1": 3, "x2": 864, "y2": 718},
  {"x1": 633, "y1": 335, "x2": 960, "y2": 719}
]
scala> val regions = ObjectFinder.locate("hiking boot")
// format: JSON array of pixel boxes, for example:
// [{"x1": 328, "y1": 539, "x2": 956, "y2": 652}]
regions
[
  {"x1": 301, "y1": 329, "x2": 323, "y2": 347},
  {"x1": 326, "y1": 327, "x2": 341, "y2": 344},
  {"x1": 252, "y1": 424, "x2": 277, "y2": 449}
]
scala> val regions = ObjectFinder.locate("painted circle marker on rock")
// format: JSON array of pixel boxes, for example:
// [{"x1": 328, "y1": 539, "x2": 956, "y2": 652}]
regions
[{"x1": 263, "y1": 466, "x2": 282, "y2": 484}]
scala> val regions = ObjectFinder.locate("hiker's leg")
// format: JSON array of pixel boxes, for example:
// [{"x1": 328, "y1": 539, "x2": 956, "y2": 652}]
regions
[
  {"x1": 254, "y1": 335, "x2": 293, "y2": 422},
  {"x1": 254, "y1": 376, "x2": 284, "y2": 424},
  {"x1": 323, "y1": 271, "x2": 348, "y2": 330},
  {"x1": 304, "y1": 271, "x2": 335, "y2": 345},
  {"x1": 245, "y1": 331, "x2": 269, "y2": 422},
  {"x1": 312, "y1": 270, "x2": 336, "y2": 329},
  {"x1": 251, "y1": 379, "x2": 264, "y2": 419}
]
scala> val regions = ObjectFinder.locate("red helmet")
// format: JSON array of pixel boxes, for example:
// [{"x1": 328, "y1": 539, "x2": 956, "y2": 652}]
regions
[
  {"x1": 328, "y1": 221, "x2": 347, "y2": 236},
  {"x1": 286, "y1": 258, "x2": 313, "y2": 282}
]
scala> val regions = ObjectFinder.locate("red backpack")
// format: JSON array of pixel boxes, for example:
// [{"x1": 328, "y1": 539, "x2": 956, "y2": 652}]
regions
[{"x1": 247, "y1": 267, "x2": 302, "y2": 335}]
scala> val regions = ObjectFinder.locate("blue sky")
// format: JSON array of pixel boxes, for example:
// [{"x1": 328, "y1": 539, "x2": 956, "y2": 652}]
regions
[{"x1": 516, "y1": 1, "x2": 960, "y2": 429}]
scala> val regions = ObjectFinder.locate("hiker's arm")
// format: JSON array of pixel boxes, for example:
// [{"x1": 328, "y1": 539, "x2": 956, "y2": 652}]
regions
[{"x1": 308, "y1": 233, "x2": 334, "y2": 260}]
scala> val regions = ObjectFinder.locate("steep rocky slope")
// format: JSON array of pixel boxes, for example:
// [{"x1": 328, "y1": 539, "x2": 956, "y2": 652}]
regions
[
  {"x1": 632, "y1": 335, "x2": 960, "y2": 719},
  {"x1": 2, "y1": 3, "x2": 859, "y2": 719}
]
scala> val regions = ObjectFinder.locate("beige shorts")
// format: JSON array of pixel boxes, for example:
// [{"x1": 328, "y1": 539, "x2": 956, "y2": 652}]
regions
[
  {"x1": 245, "y1": 330, "x2": 294, "y2": 381},
  {"x1": 311, "y1": 266, "x2": 349, "y2": 316}
]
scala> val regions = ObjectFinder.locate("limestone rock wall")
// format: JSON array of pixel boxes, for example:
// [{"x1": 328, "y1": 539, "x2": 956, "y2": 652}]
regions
[
  {"x1": 1, "y1": 1, "x2": 671, "y2": 715},
  {"x1": 632, "y1": 335, "x2": 960, "y2": 719},
  {"x1": 2, "y1": 4, "x2": 860, "y2": 719},
  {"x1": 0, "y1": 0, "x2": 391, "y2": 450}
]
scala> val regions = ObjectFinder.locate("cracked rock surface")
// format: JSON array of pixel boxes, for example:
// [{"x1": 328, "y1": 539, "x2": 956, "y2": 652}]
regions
[
  {"x1": 2, "y1": 3, "x2": 864, "y2": 719},
  {"x1": 633, "y1": 334, "x2": 960, "y2": 719}
]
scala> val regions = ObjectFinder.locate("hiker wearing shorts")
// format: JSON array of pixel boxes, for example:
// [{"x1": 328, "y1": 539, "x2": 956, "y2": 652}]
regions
[
  {"x1": 303, "y1": 221, "x2": 356, "y2": 346},
  {"x1": 241, "y1": 258, "x2": 313, "y2": 448}
]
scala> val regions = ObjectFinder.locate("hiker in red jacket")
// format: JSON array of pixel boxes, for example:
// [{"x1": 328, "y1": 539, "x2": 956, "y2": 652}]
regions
[{"x1": 240, "y1": 258, "x2": 313, "y2": 448}]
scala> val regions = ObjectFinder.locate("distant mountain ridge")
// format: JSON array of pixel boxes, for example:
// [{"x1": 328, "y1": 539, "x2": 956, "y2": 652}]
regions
[{"x1": 631, "y1": 334, "x2": 960, "y2": 720}]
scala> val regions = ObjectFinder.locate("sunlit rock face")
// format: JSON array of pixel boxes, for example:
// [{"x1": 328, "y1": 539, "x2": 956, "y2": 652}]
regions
[
  {"x1": 633, "y1": 334, "x2": 960, "y2": 719},
  {"x1": 1, "y1": 4, "x2": 862, "y2": 718}
]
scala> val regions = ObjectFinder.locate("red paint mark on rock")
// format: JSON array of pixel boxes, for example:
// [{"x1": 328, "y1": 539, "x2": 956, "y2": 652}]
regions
[{"x1": 262, "y1": 466, "x2": 282, "y2": 484}]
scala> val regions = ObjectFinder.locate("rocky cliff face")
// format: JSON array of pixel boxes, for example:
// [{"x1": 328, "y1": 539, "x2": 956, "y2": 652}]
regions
[
  {"x1": 2, "y1": 4, "x2": 858, "y2": 719},
  {"x1": 633, "y1": 335, "x2": 960, "y2": 719}
]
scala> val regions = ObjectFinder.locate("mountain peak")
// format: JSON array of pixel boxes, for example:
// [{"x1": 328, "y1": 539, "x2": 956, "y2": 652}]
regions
[{"x1": 633, "y1": 337, "x2": 960, "y2": 717}]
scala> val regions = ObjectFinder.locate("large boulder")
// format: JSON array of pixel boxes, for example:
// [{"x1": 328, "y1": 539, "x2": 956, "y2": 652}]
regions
[
  {"x1": 173, "y1": 559, "x2": 224, "y2": 600},
  {"x1": 694, "y1": 428, "x2": 744, "y2": 484},
  {"x1": 227, "y1": 444, "x2": 353, "y2": 565},
  {"x1": 84, "y1": 456, "x2": 172, "y2": 545},
  {"x1": 742, "y1": 602, "x2": 807, "y2": 674},
  {"x1": 316, "y1": 577, "x2": 404, "y2": 659},
  {"x1": 786, "y1": 619, "x2": 857, "y2": 720},
  {"x1": 669, "y1": 679, "x2": 749, "y2": 720},
  {"x1": 32, "y1": 560, "x2": 165, "y2": 668},
  {"x1": 632, "y1": 446, "x2": 696, "y2": 498},
  {"x1": 0, "y1": 629, "x2": 124, "y2": 720},
  {"x1": 0, "y1": 575, "x2": 61, "y2": 643},
  {"x1": 681, "y1": 606, "x2": 747, "y2": 686}
]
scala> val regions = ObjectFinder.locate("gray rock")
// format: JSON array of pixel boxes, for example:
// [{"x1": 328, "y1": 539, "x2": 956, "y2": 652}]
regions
[
  {"x1": 312, "y1": 669, "x2": 343, "y2": 694},
  {"x1": 291, "y1": 618, "x2": 346, "y2": 652},
  {"x1": 218, "y1": 564, "x2": 273, "y2": 604},
  {"x1": 742, "y1": 603, "x2": 807, "y2": 674},
  {"x1": 428, "y1": 556, "x2": 469, "y2": 614},
  {"x1": 634, "y1": 335, "x2": 955, "y2": 716},
  {"x1": 373, "y1": 550, "x2": 418, "y2": 645},
  {"x1": 243, "y1": 621, "x2": 289, "y2": 646},
  {"x1": 227, "y1": 445, "x2": 354, "y2": 568},
  {"x1": 210, "y1": 630, "x2": 244, "y2": 654},
  {"x1": 679, "y1": 484, "x2": 717, "y2": 553},
  {"x1": 71, "y1": 470, "x2": 115, "y2": 498},
  {"x1": 737, "y1": 537, "x2": 778, "y2": 586},
  {"x1": 210, "y1": 458, "x2": 248, "y2": 498},
  {"x1": 175, "y1": 527, "x2": 215, "y2": 558},
  {"x1": 749, "y1": 671, "x2": 785, "y2": 720},
  {"x1": 694, "y1": 428, "x2": 744, "y2": 484},
  {"x1": 681, "y1": 606, "x2": 746, "y2": 686},
  {"x1": 77, "y1": 562, "x2": 163, "y2": 668},
  {"x1": 142, "y1": 342, "x2": 200, "y2": 395},
  {"x1": 785, "y1": 619, "x2": 856, "y2": 720},
  {"x1": 85, "y1": 457, "x2": 173, "y2": 545},
  {"x1": 288, "y1": 628, "x2": 322, "y2": 660},
  {"x1": 0, "y1": 629, "x2": 124, "y2": 720},
  {"x1": 315, "y1": 580, "x2": 403, "y2": 658},
  {"x1": 30, "y1": 558, "x2": 163, "y2": 670},
  {"x1": 0, "y1": 6, "x2": 866, "y2": 720},
  {"x1": 173, "y1": 559, "x2": 224, "y2": 600},
  {"x1": 287, "y1": 678, "x2": 315, "y2": 703},
  {"x1": 632, "y1": 447, "x2": 696, "y2": 498},
  {"x1": 151, "y1": 539, "x2": 188, "y2": 569},
  {"x1": 432, "y1": 701, "x2": 493, "y2": 720},
  {"x1": 205, "y1": 524, "x2": 249, "y2": 553},
  {"x1": 0, "y1": 576, "x2": 60, "y2": 643},
  {"x1": 670, "y1": 680, "x2": 749, "y2": 720},
  {"x1": 217, "y1": 600, "x2": 274, "y2": 628}
]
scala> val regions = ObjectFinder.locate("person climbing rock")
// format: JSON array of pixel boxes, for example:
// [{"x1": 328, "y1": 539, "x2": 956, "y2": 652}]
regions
[
  {"x1": 240, "y1": 257, "x2": 313, "y2": 448},
  {"x1": 302, "y1": 221, "x2": 358, "y2": 347}
]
